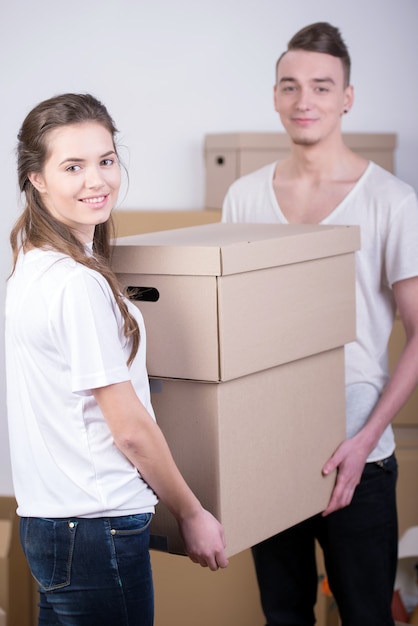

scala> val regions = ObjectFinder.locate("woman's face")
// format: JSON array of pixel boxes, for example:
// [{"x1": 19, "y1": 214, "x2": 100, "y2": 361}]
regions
[{"x1": 29, "y1": 121, "x2": 121, "y2": 244}]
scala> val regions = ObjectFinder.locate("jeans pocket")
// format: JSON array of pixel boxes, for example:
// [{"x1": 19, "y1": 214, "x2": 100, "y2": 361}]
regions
[
  {"x1": 374, "y1": 454, "x2": 398, "y2": 475},
  {"x1": 108, "y1": 513, "x2": 153, "y2": 536},
  {"x1": 20, "y1": 517, "x2": 77, "y2": 591}
]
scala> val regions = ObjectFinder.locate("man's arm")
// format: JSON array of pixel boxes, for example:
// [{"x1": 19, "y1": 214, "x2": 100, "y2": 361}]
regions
[{"x1": 321, "y1": 275, "x2": 418, "y2": 516}]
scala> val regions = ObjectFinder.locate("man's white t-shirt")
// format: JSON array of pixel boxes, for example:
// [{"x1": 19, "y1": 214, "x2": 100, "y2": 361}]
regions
[
  {"x1": 6, "y1": 248, "x2": 158, "y2": 517},
  {"x1": 223, "y1": 161, "x2": 418, "y2": 461}
]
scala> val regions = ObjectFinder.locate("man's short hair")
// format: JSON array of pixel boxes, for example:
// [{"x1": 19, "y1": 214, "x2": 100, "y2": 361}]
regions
[{"x1": 276, "y1": 22, "x2": 351, "y2": 87}]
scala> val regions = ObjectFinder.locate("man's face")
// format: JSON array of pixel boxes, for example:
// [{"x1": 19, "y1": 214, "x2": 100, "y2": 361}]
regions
[{"x1": 274, "y1": 49, "x2": 353, "y2": 147}]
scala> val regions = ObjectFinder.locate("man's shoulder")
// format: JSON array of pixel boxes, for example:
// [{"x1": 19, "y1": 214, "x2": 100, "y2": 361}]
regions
[
  {"x1": 222, "y1": 162, "x2": 279, "y2": 221},
  {"x1": 366, "y1": 162, "x2": 415, "y2": 198},
  {"x1": 228, "y1": 162, "x2": 276, "y2": 195}
]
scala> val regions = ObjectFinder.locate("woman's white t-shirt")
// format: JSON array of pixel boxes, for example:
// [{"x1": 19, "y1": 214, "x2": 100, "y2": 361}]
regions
[{"x1": 5, "y1": 248, "x2": 158, "y2": 517}]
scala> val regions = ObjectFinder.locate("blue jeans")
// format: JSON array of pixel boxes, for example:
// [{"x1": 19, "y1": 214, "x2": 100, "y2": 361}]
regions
[
  {"x1": 20, "y1": 514, "x2": 154, "y2": 626},
  {"x1": 252, "y1": 455, "x2": 398, "y2": 626}
]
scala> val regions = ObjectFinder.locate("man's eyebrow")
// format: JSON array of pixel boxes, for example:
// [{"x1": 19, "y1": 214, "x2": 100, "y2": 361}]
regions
[
  {"x1": 59, "y1": 150, "x2": 116, "y2": 166},
  {"x1": 278, "y1": 76, "x2": 336, "y2": 85},
  {"x1": 312, "y1": 77, "x2": 336, "y2": 85}
]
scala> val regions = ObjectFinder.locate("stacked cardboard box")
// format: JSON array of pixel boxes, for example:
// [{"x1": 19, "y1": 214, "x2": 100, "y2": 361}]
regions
[
  {"x1": 0, "y1": 497, "x2": 34, "y2": 626},
  {"x1": 112, "y1": 222, "x2": 360, "y2": 556}
]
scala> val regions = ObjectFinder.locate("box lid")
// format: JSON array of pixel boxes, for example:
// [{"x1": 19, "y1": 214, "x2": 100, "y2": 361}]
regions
[
  {"x1": 204, "y1": 131, "x2": 397, "y2": 151},
  {"x1": 205, "y1": 132, "x2": 291, "y2": 150},
  {"x1": 112, "y1": 222, "x2": 360, "y2": 276}
]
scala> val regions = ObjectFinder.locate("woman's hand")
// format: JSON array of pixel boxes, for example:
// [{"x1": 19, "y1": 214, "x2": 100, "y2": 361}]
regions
[{"x1": 179, "y1": 507, "x2": 229, "y2": 571}]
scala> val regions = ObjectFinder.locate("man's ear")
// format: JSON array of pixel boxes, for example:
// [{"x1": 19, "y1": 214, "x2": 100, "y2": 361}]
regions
[
  {"x1": 273, "y1": 84, "x2": 279, "y2": 113},
  {"x1": 343, "y1": 84, "x2": 354, "y2": 115},
  {"x1": 27, "y1": 172, "x2": 46, "y2": 193}
]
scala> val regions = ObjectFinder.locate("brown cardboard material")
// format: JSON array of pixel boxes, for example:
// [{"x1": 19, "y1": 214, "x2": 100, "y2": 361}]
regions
[
  {"x1": 112, "y1": 222, "x2": 360, "y2": 382},
  {"x1": 112, "y1": 208, "x2": 221, "y2": 237},
  {"x1": 0, "y1": 521, "x2": 11, "y2": 623},
  {"x1": 149, "y1": 347, "x2": 346, "y2": 556},
  {"x1": 204, "y1": 132, "x2": 397, "y2": 208},
  {"x1": 0, "y1": 498, "x2": 34, "y2": 626},
  {"x1": 0, "y1": 607, "x2": 6, "y2": 626}
]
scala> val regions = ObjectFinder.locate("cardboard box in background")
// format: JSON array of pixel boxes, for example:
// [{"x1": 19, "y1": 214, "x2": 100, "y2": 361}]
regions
[
  {"x1": 204, "y1": 132, "x2": 397, "y2": 209},
  {"x1": 112, "y1": 208, "x2": 221, "y2": 238},
  {"x1": 149, "y1": 347, "x2": 346, "y2": 556},
  {"x1": 0, "y1": 521, "x2": 12, "y2": 613},
  {"x1": 113, "y1": 222, "x2": 360, "y2": 382},
  {"x1": 0, "y1": 498, "x2": 34, "y2": 626}
]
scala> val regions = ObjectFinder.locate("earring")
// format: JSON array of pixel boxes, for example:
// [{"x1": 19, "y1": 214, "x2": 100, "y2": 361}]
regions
[{"x1": 343, "y1": 109, "x2": 349, "y2": 114}]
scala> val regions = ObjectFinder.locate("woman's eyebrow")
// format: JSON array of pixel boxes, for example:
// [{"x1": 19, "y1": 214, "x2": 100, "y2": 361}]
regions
[{"x1": 59, "y1": 150, "x2": 116, "y2": 166}]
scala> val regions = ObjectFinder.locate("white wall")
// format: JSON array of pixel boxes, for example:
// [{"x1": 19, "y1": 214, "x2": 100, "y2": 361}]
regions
[{"x1": 1, "y1": 0, "x2": 417, "y2": 494}]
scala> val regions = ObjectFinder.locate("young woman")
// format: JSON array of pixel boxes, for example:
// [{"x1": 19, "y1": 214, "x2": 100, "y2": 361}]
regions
[{"x1": 5, "y1": 93, "x2": 228, "y2": 626}]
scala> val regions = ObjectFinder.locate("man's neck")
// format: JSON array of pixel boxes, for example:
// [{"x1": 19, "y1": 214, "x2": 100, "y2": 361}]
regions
[
  {"x1": 283, "y1": 135, "x2": 357, "y2": 181},
  {"x1": 272, "y1": 135, "x2": 369, "y2": 224}
]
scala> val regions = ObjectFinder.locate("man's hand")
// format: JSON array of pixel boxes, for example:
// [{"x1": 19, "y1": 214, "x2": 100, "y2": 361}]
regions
[{"x1": 321, "y1": 436, "x2": 369, "y2": 516}]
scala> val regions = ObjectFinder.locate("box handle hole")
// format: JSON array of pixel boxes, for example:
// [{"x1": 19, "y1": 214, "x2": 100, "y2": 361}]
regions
[{"x1": 126, "y1": 286, "x2": 160, "y2": 302}]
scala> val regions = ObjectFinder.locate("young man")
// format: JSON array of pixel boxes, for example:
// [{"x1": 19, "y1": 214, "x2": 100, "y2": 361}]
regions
[{"x1": 222, "y1": 22, "x2": 418, "y2": 626}]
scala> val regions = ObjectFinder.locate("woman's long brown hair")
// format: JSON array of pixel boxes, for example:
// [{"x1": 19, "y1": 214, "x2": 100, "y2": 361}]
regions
[{"x1": 11, "y1": 93, "x2": 139, "y2": 365}]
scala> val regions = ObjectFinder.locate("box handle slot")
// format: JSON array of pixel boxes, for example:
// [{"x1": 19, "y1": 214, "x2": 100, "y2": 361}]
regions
[{"x1": 126, "y1": 286, "x2": 160, "y2": 302}]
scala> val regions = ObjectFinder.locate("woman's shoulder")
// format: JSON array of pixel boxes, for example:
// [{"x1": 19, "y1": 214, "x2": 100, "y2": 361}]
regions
[{"x1": 23, "y1": 248, "x2": 109, "y2": 295}]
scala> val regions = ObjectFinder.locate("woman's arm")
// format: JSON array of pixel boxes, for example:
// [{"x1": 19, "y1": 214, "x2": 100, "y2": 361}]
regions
[{"x1": 93, "y1": 381, "x2": 229, "y2": 571}]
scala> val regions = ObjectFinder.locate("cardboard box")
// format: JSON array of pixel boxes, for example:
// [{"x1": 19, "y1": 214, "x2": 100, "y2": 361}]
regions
[
  {"x1": 0, "y1": 498, "x2": 34, "y2": 626},
  {"x1": 0, "y1": 522, "x2": 12, "y2": 610},
  {"x1": 112, "y1": 208, "x2": 221, "y2": 238},
  {"x1": 112, "y1": 223, "x2": 357, "y2": 556},
  {"x1": 0, "y1": 519, "x2": 12, "y2": 619},
  {"x1": 149, "y1": 347, "x2": 346, "y2": 556},
  {"x1": 112, "y1": 222, "x2": 359, "y2": 382},
  {"x1": 204, "y1": 132, "x2": 397, "y2": 208}
]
